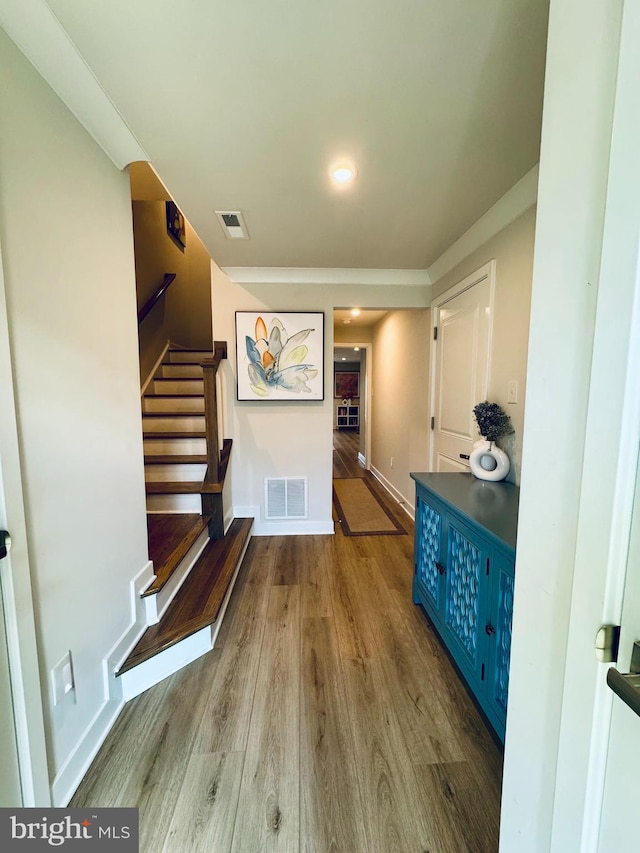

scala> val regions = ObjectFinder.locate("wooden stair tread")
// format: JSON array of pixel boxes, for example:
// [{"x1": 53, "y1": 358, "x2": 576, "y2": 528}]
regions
[
  {"x1": 143, "y1": 412, "x2": 205, "y2": 419},
  {"x1": 118, "y1": 518, "x2": 253, "y2": 673},
  {"x1": 143, "y1": 431, "x2": 207, "y2": 439},
  {"x1": 144, "y1": 394, "x2": 205, "y2": 399},
  {"x1": 142, "y1": 409, "x2": 204, "y2": 418},
  {"x1": 145, "y1": 481, "x2": 203, "y2": 494},
  {"x1": 145, "y1": 514, "x2": 210, "y2": 594},
  {"x1": 144, "y1": 455, "x2": 208, "y2": 465}
]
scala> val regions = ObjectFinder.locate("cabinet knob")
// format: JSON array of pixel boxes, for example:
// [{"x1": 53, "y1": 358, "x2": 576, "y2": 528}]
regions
[
  {"x1": 435, "y1": 561, "x2": 446, "y2": 575},
  {"x1": 485, "y1": 624, "x2": 496, "y2": 636}
]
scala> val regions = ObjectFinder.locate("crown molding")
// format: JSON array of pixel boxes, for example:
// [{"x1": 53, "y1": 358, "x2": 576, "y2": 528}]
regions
[
  {"x1": 220, "y1": 267, "x2": 431, "y2": 286},
  {"x1": 0, "y1": 0, "x2": 148, "y2": 169},
  {"x1": 426, "y1": 165, "x2": 539, "y2": 285}
]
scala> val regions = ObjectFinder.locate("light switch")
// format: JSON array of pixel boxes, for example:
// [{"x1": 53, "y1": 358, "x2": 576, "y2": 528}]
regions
[
  {"x1": 51, "y1": 651, "x2": 76, "y2": 706},
  {"x1": 507, "y1": 380, "x2": 518, "y2": 404}
]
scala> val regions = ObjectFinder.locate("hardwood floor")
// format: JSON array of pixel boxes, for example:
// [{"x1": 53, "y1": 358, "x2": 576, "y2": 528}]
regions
[
  {"x1": 71, "y1": 433, "x2": 502, "y2": 851},
  {"x1": 332, "y1": 428, "x2": 365, "y2": 478}
]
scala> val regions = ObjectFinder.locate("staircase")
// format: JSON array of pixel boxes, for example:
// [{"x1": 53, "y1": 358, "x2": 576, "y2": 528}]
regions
[{"x1": 117, "y1": 344, "x2": 252, "y2": 700}]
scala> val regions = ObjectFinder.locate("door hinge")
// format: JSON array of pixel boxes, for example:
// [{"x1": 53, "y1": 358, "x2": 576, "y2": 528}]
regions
[
  {"x1": 430, "y1": 416, "x2": 435, "y2": 430},
  {"x1": 433, "y1": 327, "x2": 438, "y2": 341},
  {"x1": 595, "y1": 624, "x2": 621, "y2": 663}
]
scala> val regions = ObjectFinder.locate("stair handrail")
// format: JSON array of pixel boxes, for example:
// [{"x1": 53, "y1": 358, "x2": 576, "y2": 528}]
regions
[{"x1": 137, "y1": 273, "x2": 177, "y2": 324}]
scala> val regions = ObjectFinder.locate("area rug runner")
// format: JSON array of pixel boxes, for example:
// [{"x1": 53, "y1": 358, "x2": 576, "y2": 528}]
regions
[{"x1": 332, "y1": 477, "x2": 407, "y2": 536}]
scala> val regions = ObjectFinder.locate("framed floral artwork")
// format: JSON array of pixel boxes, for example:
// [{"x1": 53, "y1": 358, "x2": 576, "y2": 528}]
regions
[
  {"x1": 334, "y1": 371, "x2": 359, "y2": 399},
  {"x1": 235, "y1": 312, "x2": 325, "y2": 400}
]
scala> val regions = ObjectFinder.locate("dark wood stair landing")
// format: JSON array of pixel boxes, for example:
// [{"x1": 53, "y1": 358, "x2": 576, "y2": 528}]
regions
[{"x1": 118, "y1": 517, "x2": 253, "y2": 675}]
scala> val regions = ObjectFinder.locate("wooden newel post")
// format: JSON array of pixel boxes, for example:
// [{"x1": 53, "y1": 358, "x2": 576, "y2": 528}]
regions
[
  {"x1": 201, "y1": 342, "x2": 228, "y2": 540},
  {"x1": 201, "y1": 358, "x2": 221, "y2": 485}
]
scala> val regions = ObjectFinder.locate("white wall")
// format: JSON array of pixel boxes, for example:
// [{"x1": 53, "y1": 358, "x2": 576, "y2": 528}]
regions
[
  {"x1": 211, "y1": 264, "x2": 429, "y2": 533},
  {"x1": 371, "y1": 310, "x2": 431, "y2": 509},
  {"x1": 0, "y1": 32, "x2": 149, "y2": 801},
  {"x1": 429, "y1": 207, "x2": 536, "y2": 485}
]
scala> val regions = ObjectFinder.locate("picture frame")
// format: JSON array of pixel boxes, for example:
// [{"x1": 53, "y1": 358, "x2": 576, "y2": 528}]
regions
[
  {"x1": 334, "y1": 371, "x2": 359, "y2": 399},
  {"x1": 235, "y1": 311, "x2": 325, "y2": 401},
  {"x1": 166, "y1": 200, "x2": 186, "y2": 250}
]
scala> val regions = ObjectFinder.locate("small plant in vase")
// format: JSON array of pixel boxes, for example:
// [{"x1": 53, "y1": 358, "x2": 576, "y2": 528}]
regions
[{"x1": 470, "y1": 401, "x2": 514, "y2": 481}]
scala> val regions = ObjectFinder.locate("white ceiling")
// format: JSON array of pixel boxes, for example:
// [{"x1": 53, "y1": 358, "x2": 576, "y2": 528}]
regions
[{"x1": 14, "y1": 0, "x2": 549, "y2": 272}]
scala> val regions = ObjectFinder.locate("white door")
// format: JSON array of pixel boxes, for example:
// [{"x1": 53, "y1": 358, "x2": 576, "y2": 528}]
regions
[
  {"x1": 597, "y1": 452, "x2": 640, "y2": 852},
  {"x1": 0, "y1": 247, "x2": 49, "y2": 805},
  {"x1": 0, "y1": 551, "x2": 21, "y2": 805},
  {"x1": 431, "y1": 262, "x2": 494, "y2": 472}
]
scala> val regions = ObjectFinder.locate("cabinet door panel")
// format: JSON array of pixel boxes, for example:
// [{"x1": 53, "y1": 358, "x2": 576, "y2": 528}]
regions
[
  {"x1": 487, "y1": 550, "x2": 515, "y2": 727},
  {"x1": 443, "y1": 520, "x2": 487, "y2": 679},
  {"x1": 414, "y1": 496, "x2": 444, "y2": 611}
]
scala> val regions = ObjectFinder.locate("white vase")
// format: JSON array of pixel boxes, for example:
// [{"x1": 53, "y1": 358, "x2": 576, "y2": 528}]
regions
[{"x1": 469, "y1": 439, "x2": 510, "y2": 482}]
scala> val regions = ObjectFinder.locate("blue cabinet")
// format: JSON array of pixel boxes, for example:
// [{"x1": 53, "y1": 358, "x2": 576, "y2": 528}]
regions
[{"x1": 412, "y1": 472, "x2": 519, "y2": 743}]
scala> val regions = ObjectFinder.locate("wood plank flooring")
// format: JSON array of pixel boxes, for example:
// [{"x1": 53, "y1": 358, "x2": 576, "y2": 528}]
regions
[{"x1": 71, "y1": 432, "x2": 502, "y2": 851}]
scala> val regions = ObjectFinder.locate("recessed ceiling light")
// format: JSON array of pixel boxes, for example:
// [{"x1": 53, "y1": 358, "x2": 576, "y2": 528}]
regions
[
  {"x1": 333, "y1": 167, "x2": 355, "y2": 183},
  {"x1": 343, "y1": 319, "x2": 351, "y2": 325},
  {"x1": 354, "y1": 347, "x2": 360, "y2": 352},
  {"x1": 342, "y1": 357, "x2": 346, "y2": 361},
  {"x1": 329, "y1": 162, "x2": 357, "y2": 186},
  {"x1": 351, "y1": 308, "x2": 361, "y2": 317}
]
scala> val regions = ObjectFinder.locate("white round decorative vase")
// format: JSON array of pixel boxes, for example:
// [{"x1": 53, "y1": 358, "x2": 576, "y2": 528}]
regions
[{"x1": 469, "y1": 440, "x2": 510, "y2": 482}]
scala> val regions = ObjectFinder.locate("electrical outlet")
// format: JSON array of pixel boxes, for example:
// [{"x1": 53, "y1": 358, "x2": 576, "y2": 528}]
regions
[
  {"x1": 390, "y1": 457, "x2": 394, "y2": 468},
  {"x1": 507, "y1": 380, "x2": 519, "y2": 404}
]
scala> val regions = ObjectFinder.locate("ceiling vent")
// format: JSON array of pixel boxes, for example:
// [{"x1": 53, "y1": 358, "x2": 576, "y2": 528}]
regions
[
  {"x1": 215, "y1": 210, "x2": 249, "y2": 239},
  {"x1": 264, "y1": 478, "x2": 308, "y2": 520}
]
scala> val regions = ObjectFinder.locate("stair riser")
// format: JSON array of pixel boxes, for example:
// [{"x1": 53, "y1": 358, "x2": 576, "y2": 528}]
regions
[
  {"x1": 143, "y1": 437, "x2": 207, "y2": 455},
  {"x1": 154, "y1": 378, "x2": 204, "y2": 394},
  {"x1": 144, "y1": 463, "x2": 207, "y2": 482},
  {"x1": 143, "y1": 397, "x2": 204, "y2": 414},
  {"x1": 168, "y1": 351, "x2": 213, "y2": 364},
  {"x1": 146, "y1": 493, "x2": 203, "y2": 513},
  {"x1": 142, "y1": 416, "x2": 205, "y2": 432},
  {"x1": 161, "y1": 363, "x2": 204, "y2": 378}
]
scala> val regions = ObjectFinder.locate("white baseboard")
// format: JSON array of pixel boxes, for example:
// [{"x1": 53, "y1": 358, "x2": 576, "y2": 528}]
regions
[
  {"x1": 51, "y1": 559, "x2": 154, "y2": 806},
  {"x1": 233, "y1": 506, "x2": 333, "y2": 536},
  {"x1": 369, "y1": 466, "x2": 415, "y2": 521},
  {"x1": 51, "y1": 696, "x2": 125, "y2": 807}
]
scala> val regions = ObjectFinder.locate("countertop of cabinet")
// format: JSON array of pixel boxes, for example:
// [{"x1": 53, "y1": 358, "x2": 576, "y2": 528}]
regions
[{"x1": 410, "y1": 472, "x2": 519, "y2": 552}]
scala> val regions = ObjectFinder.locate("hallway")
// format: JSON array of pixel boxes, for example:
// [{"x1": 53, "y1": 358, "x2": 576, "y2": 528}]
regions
[{"x1": 71, "y1": 454, "x2": 502, "y2": 851}]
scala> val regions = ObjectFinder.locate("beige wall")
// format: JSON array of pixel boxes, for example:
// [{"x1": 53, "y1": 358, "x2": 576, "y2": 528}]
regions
[
  {"x1": 371, "y1": 310, "x2": 432, "y2": 506},
  {"x1": 133, "y1": 201, "x2": 213, "y2": 382},
  {"x1": 430, "y1": 207, "x2": 536, "y2": 484},
  {"x1": 0, "y1": 32, "x2": 148, "y2": 800},
  {"x1": 212, "y1": 266, "x2": 429, "y2": 533}
]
